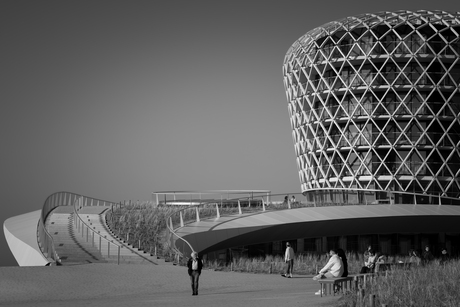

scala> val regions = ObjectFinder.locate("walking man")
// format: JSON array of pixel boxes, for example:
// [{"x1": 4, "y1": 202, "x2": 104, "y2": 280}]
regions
[
  {"x1": 282, "y1": 242, "x2": 295, "y2": 278},
  {"x1": 187, "y1": 251, "x2": 203, "y2": 295}
]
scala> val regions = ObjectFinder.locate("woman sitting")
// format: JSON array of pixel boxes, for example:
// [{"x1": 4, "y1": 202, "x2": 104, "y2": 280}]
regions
[
  {"x1": 360, "y1": 249, "x2": 377, "y2": 273},
  {"x1": 313, "y1": 249, "x2": 344, "y2": 295}
]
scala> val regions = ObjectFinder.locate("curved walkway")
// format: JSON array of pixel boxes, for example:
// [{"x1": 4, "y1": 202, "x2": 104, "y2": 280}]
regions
[
  {"x1": 0, "y1": 263, "x2": 339, "y2": 307},
  {"x1": 174, "y1": 204, "x2": 460, "y2": 254},
  {"x1": 47, "y1": 206, "x2": 162, "y2": 265}
]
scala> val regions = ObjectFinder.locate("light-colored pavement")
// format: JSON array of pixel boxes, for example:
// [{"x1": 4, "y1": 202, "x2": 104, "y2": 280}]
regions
[{"x1": 0, "y1": 263, "x2": 341, "y2": 307}]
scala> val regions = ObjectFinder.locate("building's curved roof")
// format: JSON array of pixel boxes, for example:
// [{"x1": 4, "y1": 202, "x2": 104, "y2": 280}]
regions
[
  {"x1": 176, "y1": 204, "x2": 460, "y2": 254},
  {"x1": 285, "y1": 10, "x2": 460, "y2": 62}
]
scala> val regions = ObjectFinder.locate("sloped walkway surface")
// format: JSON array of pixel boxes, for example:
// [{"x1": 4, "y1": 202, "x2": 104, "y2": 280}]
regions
[
  {"x1": 46, "y1": 206, "x2": 163, "y2": 265},
  {"x1": 46, "y1": 206, "x2": 106, "y2": 265}
]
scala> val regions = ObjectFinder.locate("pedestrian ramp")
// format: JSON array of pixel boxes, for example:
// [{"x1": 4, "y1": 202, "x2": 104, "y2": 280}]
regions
[{"x1": 46, "y1": 206, "x2": 166, "y2": 265}]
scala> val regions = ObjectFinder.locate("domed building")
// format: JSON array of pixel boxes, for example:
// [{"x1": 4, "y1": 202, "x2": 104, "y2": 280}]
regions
[{"x1": 283, "y1": 10, "x2": 460, "y2": 206}]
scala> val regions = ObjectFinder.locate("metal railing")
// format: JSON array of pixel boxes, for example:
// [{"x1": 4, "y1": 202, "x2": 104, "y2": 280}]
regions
[
  {"x1": 164, "y1": 191, "x2": 276, "y2": 260},
  {"x1": 308, "y1": 72, "x2": 460, "y2": 93},
  {"x1": 152, "y1": 190, "x2": 271, "y2": 206},
  {"x1": 73, "y1": 196, "x2": 122, "y2": 264},
  {"x1": 36, "y1": 191, "x2": 122, "y2": 265},
  {"x1": 308, "y1": 40, "x2": 460, "y2": 62},
  {"x1": 165, "y1": 189, "x2": 460, "y2": 260},
  {"x1": 37, "y1": 192, "x2": 81, "y2": 264}
]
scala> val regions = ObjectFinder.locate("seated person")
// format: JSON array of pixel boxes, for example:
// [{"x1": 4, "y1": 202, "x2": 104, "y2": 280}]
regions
[
  {"x1": 377, "y1": 254, "x2": 387, "y2": 263},
  {"x1": 360, "y1": 249, "x2": 377, "y2": 273},
  {"x1": 313, "y1": 249, "x2": 344, "y2": 295},
  {"x1": 337, "y1": 248, "x2": 348, "y2": 277},
  {"x1": 440, "y1": 248, "x2": 450, "y2": 265},
  {"x1": 409, "y1": 249, "x2": 421, "y2": 265}
]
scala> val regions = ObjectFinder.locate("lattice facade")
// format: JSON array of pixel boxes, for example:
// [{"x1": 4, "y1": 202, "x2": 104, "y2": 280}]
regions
[{"x1": 283, "y1": 10, "x2": 460, "y2": 205}]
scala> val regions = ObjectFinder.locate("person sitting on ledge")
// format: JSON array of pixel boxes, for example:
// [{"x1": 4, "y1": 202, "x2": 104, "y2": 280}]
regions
[
  {"x1": 422, "y1": 245, "x2": 434, "y2": 265},
  {"x1": 360, "y1": 249, "x2": 377, "y2": 273},
  {"x1": 336, "y1": 248, "x2": 348, "y2": 277},
  {"x1": 313, "y1": 249, "x2": 344, "y2": 295},
  {"x1": 440, "y1": 248, "x2": 450, "y2": 265},
  {"x1": 409, "y1": 249, "x2": 421, "y2": 266},
  {"x1": 377, "y1": 254, "x2": 387, "y2": 263}
]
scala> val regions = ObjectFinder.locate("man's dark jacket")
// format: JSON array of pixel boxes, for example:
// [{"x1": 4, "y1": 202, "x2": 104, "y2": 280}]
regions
[{"x1": 187, "y1": 257, "x2": 203, "y2": 275}]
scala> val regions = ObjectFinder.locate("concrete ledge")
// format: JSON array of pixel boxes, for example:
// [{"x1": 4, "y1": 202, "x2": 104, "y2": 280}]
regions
[{"x1": 317, "y1": 276, "x2": 354, "y2": 297}]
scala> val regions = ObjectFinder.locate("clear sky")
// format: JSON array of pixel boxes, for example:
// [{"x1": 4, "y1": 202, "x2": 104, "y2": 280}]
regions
[{"x1": 1, "y1": 1, "x2": 458, "y2": 266}]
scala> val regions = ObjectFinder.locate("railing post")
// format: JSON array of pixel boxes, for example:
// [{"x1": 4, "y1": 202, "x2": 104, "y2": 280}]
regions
[
  {"x1": 261, "y1": 197, "x2": 266, "y2": 211},
  {"x1": 180, "y1": 211, "x2": 184, "y2": 227},
  {"x1": 288, "y1": 199, "x2": 291, "y2": 209},
  {"x1": 359, "y1": 288, "x2": 365, "y2": 305},
  {"x1": 369, "y1": 294, "x2": 375, "y2": 307},
  {"x1": 238, "y1": 200, "x2": 242, "y2": 215},
  {"x1": 195, "y1": 207, "x2": 200, "y2": 222},
  {"x1": 216, "y1": 203, "x2": 220, "y2": 219}
]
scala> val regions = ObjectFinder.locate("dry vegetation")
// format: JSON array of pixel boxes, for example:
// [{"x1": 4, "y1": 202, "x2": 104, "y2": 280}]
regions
[{"x1": 107, "y1": 202, "x2": 460, "y2": 306}]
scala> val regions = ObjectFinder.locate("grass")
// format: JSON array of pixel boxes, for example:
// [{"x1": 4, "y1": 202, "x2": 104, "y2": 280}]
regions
[
  {"x1": 105, "y1": 202, "x2": 176, "y2": 258},
  {"x1": 106, "y1": 202, "x2": 460, "y2": 306},
  {"x1": 335, "y1": 261, "x2": 460, "y2": 307}
]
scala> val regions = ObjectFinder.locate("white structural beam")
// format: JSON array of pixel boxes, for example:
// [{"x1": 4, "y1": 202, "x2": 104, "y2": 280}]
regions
[{"x1": 4, "y1": 210, "x2": 49, "y2": 266}]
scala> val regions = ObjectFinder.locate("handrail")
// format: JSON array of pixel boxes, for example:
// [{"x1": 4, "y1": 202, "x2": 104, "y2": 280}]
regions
[
  {"x1": 37, "y1": 192, "x2": 81, "y2": 264},
  {"x1": 165, "y1": 188, "x2": 460, "y2": 259},
  {"x1": 165, "y1": 193, "x2": 291, "y2": 260},
  {"x1": 36, "y1": 191, "x2": 123, "y2": 265},
  {"x1": 152, "y1": 190, "x2": 271, "y2": 206},
  {"x1": 73, "y1": 196, "x2": 122, "y2": 264},
  {"x1": 164, "y1": 191, "x2": 271, "y2": 260}
]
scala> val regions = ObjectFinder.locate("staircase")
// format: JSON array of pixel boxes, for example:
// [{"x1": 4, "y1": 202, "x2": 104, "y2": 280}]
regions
[
  {"x1": 46, "y1": 206, "x2": 106, "y2": 265},
  {"x1": 46, "y1": 206, "x2": 168, "y2": 265}
]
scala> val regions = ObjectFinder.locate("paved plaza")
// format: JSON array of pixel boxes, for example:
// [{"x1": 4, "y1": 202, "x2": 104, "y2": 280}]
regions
[{"x1": 0, "y1": 263, "x2": 341, "y2": 307}]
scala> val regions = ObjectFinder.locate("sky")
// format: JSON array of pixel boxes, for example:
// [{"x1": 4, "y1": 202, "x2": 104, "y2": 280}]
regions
[{"x1": 1, "y1": 1, "x2": 458, "y2": 266}]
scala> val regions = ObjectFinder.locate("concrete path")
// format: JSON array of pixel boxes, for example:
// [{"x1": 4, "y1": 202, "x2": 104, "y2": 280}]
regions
[
  {"x1": 46, "y1": 206, "x2": 162, "y2": 265},
  {"x1": 0, "y1": 263, "x2": 341, "y2": 307}
]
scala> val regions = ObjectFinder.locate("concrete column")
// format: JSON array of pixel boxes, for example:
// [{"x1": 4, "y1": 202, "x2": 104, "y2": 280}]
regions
[
  {"x1": 322, "y1": 237, "x2": 327, "y2": 253},
  {"x1": 339, "y1": 236, "x2": 347, "y2": 250},
  {"x1": 438, "y1": 233, "x2": 445, "y2": 245},
  {"x1": 315, "y1": 238, "x2": 322, "y2": 253},
  {"x1": 297, "y1": 238, "x2": 304, "y2": 253}
]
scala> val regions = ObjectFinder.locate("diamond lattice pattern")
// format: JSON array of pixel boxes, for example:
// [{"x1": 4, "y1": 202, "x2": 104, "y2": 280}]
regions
[{"x1": 283, "y1": 10, "x2": 460, "y2": 201}]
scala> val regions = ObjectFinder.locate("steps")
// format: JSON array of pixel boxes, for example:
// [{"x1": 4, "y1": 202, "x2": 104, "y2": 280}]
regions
[
  {"x1": 46, "y1": 207, "x2": 106, "y2": 265},
  {"x1": 82, "y1": 210, "x2": 162, "y2": 265},
  {"x1": 45, "y1": 206, "x2": 169, "y2": 265}
]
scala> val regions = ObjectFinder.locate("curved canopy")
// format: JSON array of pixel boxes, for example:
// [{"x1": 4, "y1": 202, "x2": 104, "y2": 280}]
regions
[{"x1": 175, "y1": 205, "x2": 460, "y2": 254}]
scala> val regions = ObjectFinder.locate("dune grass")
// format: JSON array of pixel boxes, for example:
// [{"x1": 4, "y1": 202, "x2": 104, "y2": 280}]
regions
[
  {"x1": 335, "y1": 261, "x2": 460, "y2": 307},
  {"x1": 105, "y1": 202, "x2": 176, "y2": 257},
  {"x1": 106, "y1": 202, "x2": 460, "y2": 305}
]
